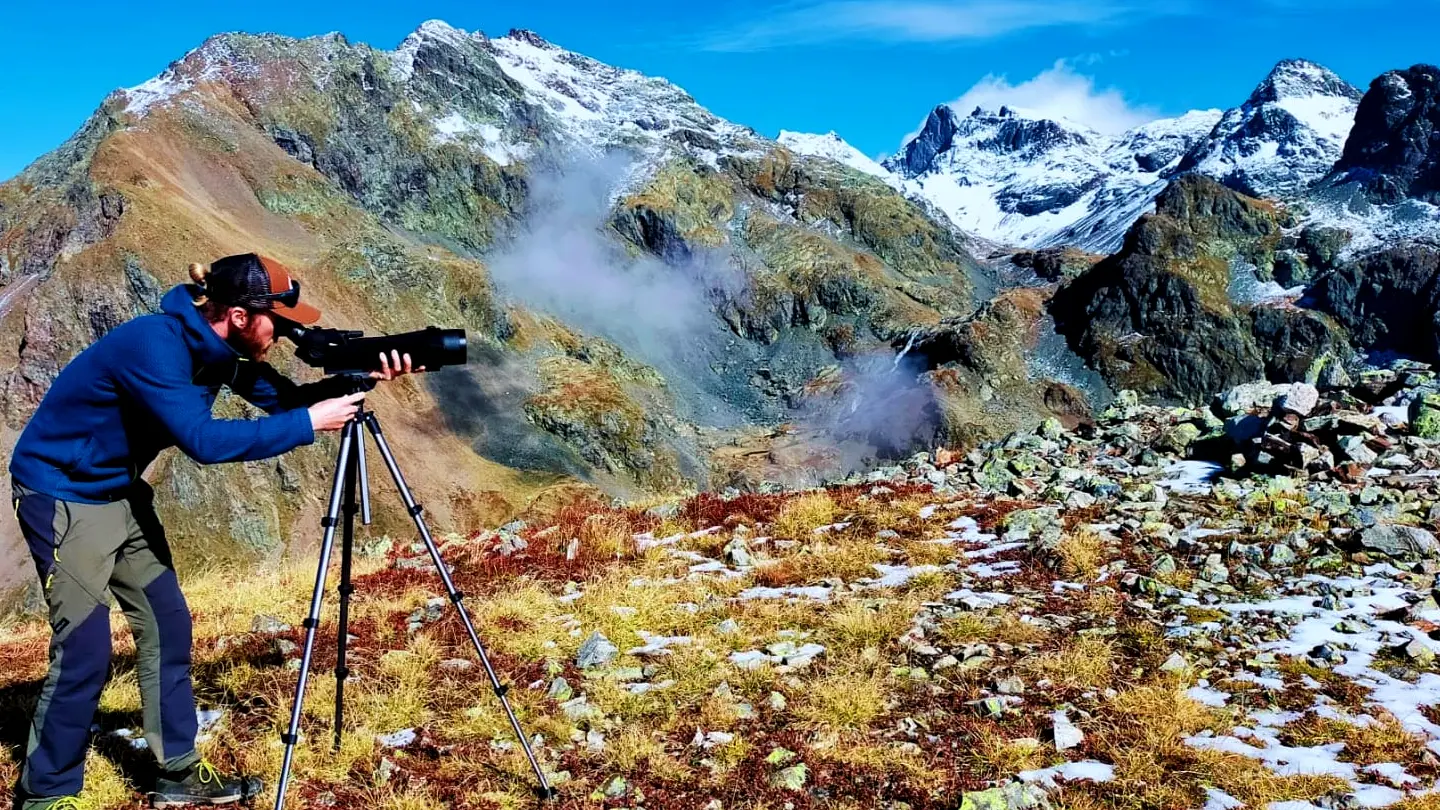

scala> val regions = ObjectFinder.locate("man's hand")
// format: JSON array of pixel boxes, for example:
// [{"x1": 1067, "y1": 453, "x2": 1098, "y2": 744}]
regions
[
  {"x1": 370, "y1": 351, "x2": 426, "y2": 381},
  {"x1": 309, "y1": 391, "x2": 367, "y2": 432}
]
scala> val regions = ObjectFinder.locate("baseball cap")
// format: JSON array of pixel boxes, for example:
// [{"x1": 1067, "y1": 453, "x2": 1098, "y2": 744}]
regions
[
  {"x1": 253, "y1": 256, "x2": 322, "y2": 325},
  {"x1": 192, "y1": 253, "x2": 322, "y2": 325}
]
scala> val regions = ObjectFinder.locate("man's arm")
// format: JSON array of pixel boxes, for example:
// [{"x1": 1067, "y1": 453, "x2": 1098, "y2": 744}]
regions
[
  {"x1": 231, "y1": 361, "x2": 368, "y2": 414},
  {"x1": 113, "y1": 338, "x2": 315, "y2": 464}
]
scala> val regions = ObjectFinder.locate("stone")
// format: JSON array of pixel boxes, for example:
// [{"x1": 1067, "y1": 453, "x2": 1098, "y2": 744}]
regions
[
  {"x1": 547, "y1": 678, "x2": 574, "y2": 702},
  {"x1": 959, "y1": 783, "x2": 1051, "y2": 810},
  {"x1": 1412, "y1": 393, "x2": 1440, "y2": 440},
  {"x1": 1160, "y1": 652, "x2": 1189, "y2": 673},
  {"x1": 1269, "y1": 544, "x2": 1298, "y2": 566},
  {"x1": 769, "y1": 764, "x2": 809, "y2": 791},
  {"x1": 593, "y1": 775, "x2": 628, "y2": 800},
  {"x1": 1156, "y1": 423, "x2": 1202, "y2": 454},
  {"x1": 1358, "y1": 525, "x2": 1440, "y2": 558},
  {"x1": 251, "y1": 615, "x2": 290, "y2": 634},
  {"x1": 765, "y1": 747, "x2": 797, "y2": 766},
  {"x1": 374, "y1": 758, "x2": 401, "y2": 785},
  {"x1": 995, "y1": 676, "x2": 1026, "y2": 695},
  {"x1": 576, "y1": 631, "x2": 619, "y2": 669},
  {"x1": 722, "y1": 538, "x2": 753, "y2": 567},
  {"x1": 1277, "y1": 384, "x2": 1320, "y2": 417},
  {"x1": 1338, "y1": 436, "x2": 1379, "y2": 465},
  {"x1": 1220, "y1": 382, "x2": 1289, "y2": 416}
]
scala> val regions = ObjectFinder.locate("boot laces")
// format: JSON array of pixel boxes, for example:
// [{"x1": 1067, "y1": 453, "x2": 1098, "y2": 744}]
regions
[{"x1": 195, "y1": 759, "x2": 222, "y2": 786}]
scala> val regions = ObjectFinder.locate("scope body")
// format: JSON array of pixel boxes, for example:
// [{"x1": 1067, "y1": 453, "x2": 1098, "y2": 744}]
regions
[{"x1": 280, "y1": 324, "x2": 467, "y2": 375}]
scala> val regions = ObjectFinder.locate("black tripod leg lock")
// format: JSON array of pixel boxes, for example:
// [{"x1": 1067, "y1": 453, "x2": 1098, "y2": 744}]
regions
[
  {"x1": 321, "y1": 517, "x2": 338, "y2": 528},
  {"x1": 449, "y1": 591, "x2": 466, "y2": 603},
  {"x1": 338, "y1": 584, "x2": 355, "y2": 597},
  {"x1": 281, "y1": 733, "x2": 299, "y2": 745},
  {"x1": 302, "y1": 618, "x2": 320, "y2": 629},
  {"x1": 408, "y1": 504, "x2": 424, "y2": 516},
  {"x1": 335, "y1": 666, "x2": 350, "y2": 680}
]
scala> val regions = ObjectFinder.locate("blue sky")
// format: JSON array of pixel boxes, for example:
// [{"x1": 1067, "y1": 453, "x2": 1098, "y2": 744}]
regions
[{"x1": 1, "y1": 0, "x2": 1435, "y2": 181}]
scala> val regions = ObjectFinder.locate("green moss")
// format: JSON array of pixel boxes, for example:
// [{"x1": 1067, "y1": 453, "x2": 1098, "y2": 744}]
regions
[
  {"x1": 619, "y1": 162, "x2": 735, "y2": 248},
  {"x1": 254, "y1": 171, "x2": 345, "y2": 220}
]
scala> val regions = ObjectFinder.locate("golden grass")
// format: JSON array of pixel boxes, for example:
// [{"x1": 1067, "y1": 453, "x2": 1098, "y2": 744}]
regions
[
  {"x1": 1280, "y1": 711, "x2": 1431, "y2": 765},
  {"x1": 1054, "y1": 529, "x2": 1106, "y2": 579},
  {"x1": 771, "y1": 492, "x2": 839, "y2": 539},
  {"x1": 1019, "y1": 634, "x2": 1116, "y2": 690},
  {"x1": 961, "y1": 733, "x2": 1063, "y2": 779},
  {"x1": 1077, "y1": 680, "x2": 1350, "y2": 810},
  {"x1": 1390, "y1": 795, "x2": 1440, "y2": 810},
  {"x1": 753, "y1": 539, "x2": 889, "y2": 586},
  {"x1": 938, "y1": 612, "x2": 1052, "y2": 647},
  {"x1": 82, "y1": 752, "x2": 139, "y2": 808},
  {"x1": 579, "y1": 511, "x2": 639, "y2": 559},
  {"x1": 793, "y1": 669, "x2": 889, "y2": 730},
  {"x1": 822, "y1": 598, "x2": 917, "y2": 652},
  {"x1": 818, "y1": 733, "x2": 943, "y2": 784}
]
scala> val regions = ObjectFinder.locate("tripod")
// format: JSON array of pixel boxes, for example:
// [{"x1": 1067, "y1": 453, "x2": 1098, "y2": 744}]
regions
[{"x1": 273, "y1": 405, "x2": 556, "y2": 809}]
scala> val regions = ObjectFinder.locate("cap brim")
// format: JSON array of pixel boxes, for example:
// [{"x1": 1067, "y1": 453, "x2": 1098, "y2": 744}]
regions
[{"x1": 273, "y1": 300, "x2": 322, "y2": 325}]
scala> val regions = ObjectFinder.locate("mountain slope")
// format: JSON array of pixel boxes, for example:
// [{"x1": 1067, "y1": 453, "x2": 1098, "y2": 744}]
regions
[{"x1": 0, "y1": 21, "x2": 1100, "y2": 601}]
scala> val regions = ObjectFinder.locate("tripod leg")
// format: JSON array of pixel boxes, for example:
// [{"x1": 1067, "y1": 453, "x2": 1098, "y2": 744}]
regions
[
  {"x1": 360, "y1": 413, "x2": 558, "y2": 801},
  {"x1": 274, "y1": 420, "x2": 358, "y2": 810},
  {"x1": 333, "y1": 444, "x2": 359, "y2": 752}
]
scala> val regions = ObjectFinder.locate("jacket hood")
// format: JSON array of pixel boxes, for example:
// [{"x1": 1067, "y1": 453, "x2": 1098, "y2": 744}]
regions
[{"x1": 160, "y1": 284, "x2": 241, "y2": 367}]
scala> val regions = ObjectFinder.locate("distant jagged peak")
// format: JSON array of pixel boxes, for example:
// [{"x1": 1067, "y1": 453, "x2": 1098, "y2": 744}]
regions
[
  {"x1": 1249, "y1": 58, "x2": 1362, "y2": 105},
  {"x1": 404, "y1": 19, "x2": 485, "y2": 47},
  {"x1": 504, "y1": 28, "x2": 552, "y2": 49}
]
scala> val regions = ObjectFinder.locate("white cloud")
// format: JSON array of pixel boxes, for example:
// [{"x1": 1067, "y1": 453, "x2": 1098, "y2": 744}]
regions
[
  {"x1": 903, "y1": 59, "x2": 1159, "y2": 142},
  {"x1": 698, "y1": 0, "x2": 1188, "y2": 52}
]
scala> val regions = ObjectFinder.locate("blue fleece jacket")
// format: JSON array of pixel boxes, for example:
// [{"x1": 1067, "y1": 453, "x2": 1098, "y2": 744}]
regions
[{"x1": 10, "y1": 284, "x2": 349, "y2": 504}]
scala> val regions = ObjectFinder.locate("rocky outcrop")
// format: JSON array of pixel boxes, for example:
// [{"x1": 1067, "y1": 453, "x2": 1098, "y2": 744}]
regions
[
  {"x1": 1305, "y1": 244, "x2": 1440, "y2": 361},
  {"x1": 1051, "y1": 175, "x2": 1351, "y2": 404},
  {"x1": 1009, "y1": 247, "x2": 1105, "y2": 283},
  {"x1": 901, "y1": 287, "x2": 1097, "y2": 447},
  {"x1": 1328, "y1": 64, "x2": 1440, "y2": 204}
]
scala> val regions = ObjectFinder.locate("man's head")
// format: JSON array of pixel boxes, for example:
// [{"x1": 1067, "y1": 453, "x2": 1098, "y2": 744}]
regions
[{"x1": 190, "y1": 253, "x2": 322, "y2": 361}]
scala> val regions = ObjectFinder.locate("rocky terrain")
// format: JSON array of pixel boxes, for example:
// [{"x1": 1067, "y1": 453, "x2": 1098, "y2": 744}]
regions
[
  {"x1": 6, "y1": 367, "x2": 1440, "y2": 808},
  {"x1": 4, "y1": 24, "x2": 1440, "y2": 807},
  {"x1": 0, "y1": 21, "x2": 1095, "y2": 602}
]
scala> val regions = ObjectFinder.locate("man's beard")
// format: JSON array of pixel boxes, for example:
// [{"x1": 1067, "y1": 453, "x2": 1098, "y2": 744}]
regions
[{"x1": 227, "y1": 323, "x2": 272, "y2": 360}]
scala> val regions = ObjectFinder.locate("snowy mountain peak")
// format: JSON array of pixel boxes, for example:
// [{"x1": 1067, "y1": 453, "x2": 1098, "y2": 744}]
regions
[
  {"x1": 1251, "y1": 59, "x2": 1363, "y2": 106},
  {"x1": 776, "y1": 130, "x2": 897, "y2": 185},
  {"x1": 886, "y1": 105, "x2": 960, "y2": 177},
  {"x1": 1177, "y1": 58, "x2": 1360, "y2": 198},
  {"x1": 884, "y1": 104, "x2": 1099, "y2": 179},
  {"x1": 407, "y1": 19, "x2": 482, "y2": 48}
]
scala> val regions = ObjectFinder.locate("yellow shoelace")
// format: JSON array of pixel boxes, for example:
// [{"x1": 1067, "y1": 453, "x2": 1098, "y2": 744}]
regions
[
  {"x1": 47, "y1": 798, "x2": 87, "y2": 810},
  {"x1": 195, "y1": 759, "x2": 222, "y2": 785}
]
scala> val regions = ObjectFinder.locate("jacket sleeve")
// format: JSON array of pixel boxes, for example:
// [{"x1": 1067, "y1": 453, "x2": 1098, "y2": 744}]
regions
[
  {"x1": 230, "y1": 360, "x2": 364, "y2": 414},
  {"x1": 112, "y1": 337, "x2": 315, "y2": 464}
]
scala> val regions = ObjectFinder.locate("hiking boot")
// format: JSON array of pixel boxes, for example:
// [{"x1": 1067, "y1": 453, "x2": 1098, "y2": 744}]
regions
[
  {"x1": 150, "y1": 759, "x2": 263, "y2": 807},
  {"x1": 20, "y1": 796, "x2": 89, "y2": 810}
]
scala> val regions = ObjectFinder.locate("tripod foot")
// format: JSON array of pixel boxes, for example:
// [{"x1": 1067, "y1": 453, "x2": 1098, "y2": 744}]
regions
[{"x1": 535, "y1": 785, "x2": 561, "y2": 802}]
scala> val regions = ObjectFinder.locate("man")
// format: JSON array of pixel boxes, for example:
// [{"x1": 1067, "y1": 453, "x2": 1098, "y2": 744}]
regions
[{"x1": 8, "y1": 253, "x2": 421, "y2": 809}]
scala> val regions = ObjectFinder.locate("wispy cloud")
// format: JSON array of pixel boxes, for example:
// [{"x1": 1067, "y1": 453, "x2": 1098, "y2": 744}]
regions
[
  {"x1": 934, "y1": 58, "x2": 1160, "y2": 137},
  {"x1": 697, "y1": 0, "x2": 1190, "y2": 52}
]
